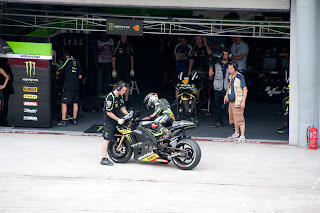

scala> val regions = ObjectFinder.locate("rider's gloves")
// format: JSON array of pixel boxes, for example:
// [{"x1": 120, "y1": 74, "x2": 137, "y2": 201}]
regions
[
  {"x1": 130, "y1": 69, "x2": 135, "y2": 77},
  {"x1": 118, "y1": 118, "x2": 125, "y2": 125},
  {"x1": 112, "y1": 70, "x2": 117, "y2": 78}
]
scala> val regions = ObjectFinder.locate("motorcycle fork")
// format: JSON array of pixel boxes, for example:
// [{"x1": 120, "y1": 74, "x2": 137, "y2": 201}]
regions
[{"x1": 117, "y1": 134, "x2": 126, "y2": 148}]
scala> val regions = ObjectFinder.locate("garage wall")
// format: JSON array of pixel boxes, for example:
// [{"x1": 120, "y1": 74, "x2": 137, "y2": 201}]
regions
[{"x1": 2, "y1": 0, "x2": 290, "y2": 10}]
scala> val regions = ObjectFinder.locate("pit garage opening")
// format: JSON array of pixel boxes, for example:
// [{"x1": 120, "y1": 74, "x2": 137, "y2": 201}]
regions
[{"x1": 0, "y1": 4, "x2": 291, "y2": 141}]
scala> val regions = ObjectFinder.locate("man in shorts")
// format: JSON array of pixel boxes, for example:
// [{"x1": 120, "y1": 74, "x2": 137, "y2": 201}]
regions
[
  {"x1": 101, "y1": 80, "x2": 129, "y2": 166},
  {"x1": 56, "y1": 51, "x2": 82, "y2": 126},
  {"x1": 224, "y1": 61, "x2": 248, "y2": 143}
]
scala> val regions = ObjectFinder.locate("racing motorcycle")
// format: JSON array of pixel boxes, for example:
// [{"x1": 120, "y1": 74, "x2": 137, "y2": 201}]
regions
[
  {"x1": 107, "y1": 110, "x2": 201, "y2": 170},
  {"x1": 175, "y1": 70, "x2": 208, "y2": 124}
]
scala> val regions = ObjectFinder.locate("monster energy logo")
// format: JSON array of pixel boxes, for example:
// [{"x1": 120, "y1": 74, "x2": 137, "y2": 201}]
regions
[
  {"x1": 125, "y1": 134, "x2": 132, "y2": 143},
  {"x1": 25, "y1": 61, "x2": 36, "y2": 77},
  {"x1": 108, "y1": 22, "x2": 130, "y2": 31},
  {"x1": 108, "y1": 23, "x2": 114, "y2": 31}
]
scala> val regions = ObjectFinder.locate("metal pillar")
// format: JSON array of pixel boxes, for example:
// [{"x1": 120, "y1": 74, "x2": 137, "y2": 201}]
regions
[
  {"x1": 289, "y1": 0, "x2": 298, "y2": 146},
  {"x1": 295, "y1": 0, "x2": 320, "y2": 147}
]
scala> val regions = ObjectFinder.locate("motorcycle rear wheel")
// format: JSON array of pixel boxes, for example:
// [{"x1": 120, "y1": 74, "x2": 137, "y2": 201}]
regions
[
  {"x1": 172, "y1": 138, "x2": 201, "y2": 170},
  {"x1": 107, "y1": 138, "x2": 133, "y2": 163}
]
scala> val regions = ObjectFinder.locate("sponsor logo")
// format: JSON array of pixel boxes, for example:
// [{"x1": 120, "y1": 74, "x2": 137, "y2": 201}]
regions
[
  {"x1": 265, "y1": 86, "x2": 281, "y2": 97},
  {"x1": 125, "y1": 134, "x2": 132, "y2": 143},
  {"x1": 22, "y1": 78, "x2": 39, "y2": 83},
  {"x1": 23, "y1": 94, "x2": 38, "y2": 99},
  {"x1": 23, "y1": 116, "x2": 38, "y2": 121},
  {"x1": 23, "y1": 108, "x2": 38, "y2": 114},
  {"x1": 133, "y1": 25, "x2": 140, "y2": 31},
  {"x1": 152, "y1": 159, "x2": 168, "y2": 163},
  {"x1": 108, "y1": 22, "x2": 130, "y2": 31},
  {"x1": 138, "y1": 152, "x2": 154, "y2": 161},
  {"x1": 141, "y1": 153, "x2": 159, "y2": 162},
  {"x1": 23, "y1": 101, "x2": 38, "y2": 106},
  {"x1": 23, "y1": 61, "x2": 39, "y2": 83},
  {"x1": 108, "y1": 23, "x2": 114, "y2": 31},
  {"x1": 21, "y1": 55, "x2": 41, "y2": 59},
  {"x1": 131, "y1": 142, "x2": 142, "y2": 148},
  {"x1": 23, "y1": 86, "x2": 38, "y2": 92},
  {"x1": 107, "y1": 101, "x2": 112, "y2": 108},
  {"x1": 25, "y1": 61, "x2": 36, "y2": 77}
]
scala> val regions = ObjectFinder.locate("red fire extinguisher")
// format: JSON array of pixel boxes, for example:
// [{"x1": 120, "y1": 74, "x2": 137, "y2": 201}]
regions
[{"x1": 307, "y1": 125, "x2": 318, "y2": 150}]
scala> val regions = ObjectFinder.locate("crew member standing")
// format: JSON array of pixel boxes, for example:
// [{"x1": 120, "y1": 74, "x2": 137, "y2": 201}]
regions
[
  {"x1": 93, "y1": 32, "x2": 114, "y2": 98},
  {"x1": 0, "y1": 67, "x2": 9, "y2": 126},
  {"x1": 188, "y1": 36, "x2": 212, "y2": 75},
  {"x1": 112, "y1": 35, "x2": 134, "y2": 107},
  {"x1": 56, "y1": 51, "x2": 82, "y2": 126},
  {"x1": 101, "y1": 80, "x2": 129, "y2": 166}
]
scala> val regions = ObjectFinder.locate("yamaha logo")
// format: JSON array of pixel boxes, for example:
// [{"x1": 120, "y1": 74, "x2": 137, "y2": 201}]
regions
[{"x1": 23, "y1": 116, "x2": 38, "y2": 121}]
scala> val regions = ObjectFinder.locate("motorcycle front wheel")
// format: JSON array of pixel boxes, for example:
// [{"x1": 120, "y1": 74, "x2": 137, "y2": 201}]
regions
[
  {"x1": 172, "y1": 138, "x2": 201, "y2": 170},
  {"x1": 107, "y1": 138, "x2": 133, "y2": 163}
]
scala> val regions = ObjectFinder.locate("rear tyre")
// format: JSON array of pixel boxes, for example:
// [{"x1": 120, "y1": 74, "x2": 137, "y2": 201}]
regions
[
  {"x1": 107, "y1": 138, "x2": 132, "y2": 163},
  {"x1": 172, "y1": 138, "x2": 201, "y2": 170}
]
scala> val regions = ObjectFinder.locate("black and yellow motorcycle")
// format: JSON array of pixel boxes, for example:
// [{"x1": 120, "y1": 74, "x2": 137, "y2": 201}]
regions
[
  {"x1": 107, "y1": 110, "x2": 201, "y2": 170},
  {"x1": 175, "y1": 70, "x2": 208, "y2": 124}
]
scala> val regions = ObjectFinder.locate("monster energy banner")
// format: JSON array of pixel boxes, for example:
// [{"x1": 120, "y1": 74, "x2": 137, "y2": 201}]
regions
[
  {"x1": 106, "y1": 18, "x2": 143, "y2": 36},
  {"x1": 2, "y1": 41, "x2": 52, "y2": 128}
]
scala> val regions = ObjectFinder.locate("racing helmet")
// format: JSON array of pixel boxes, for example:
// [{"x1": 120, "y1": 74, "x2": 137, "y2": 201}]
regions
[{"x1": 143, "y1": 92, "x2": 158, "y2": 109}]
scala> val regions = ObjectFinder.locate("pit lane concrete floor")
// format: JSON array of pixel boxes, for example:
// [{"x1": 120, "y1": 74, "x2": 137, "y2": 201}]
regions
[{"x1": 0, "y1": 133, "x2": 319, "y2": 213}]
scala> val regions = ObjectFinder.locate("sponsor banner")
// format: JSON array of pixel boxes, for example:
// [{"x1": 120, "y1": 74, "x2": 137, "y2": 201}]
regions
[
  {"x1": 8, "y1": 57, "x2": 51, "y2": 127},
  {"x1": 23, "y1": 94, "x2": 38, "y2": 99},
  {"x1": 106, "y1": 18, "x2": 143, "y2": 36},
  {"x1": 23, "y1": 101, "x2": 38, "y2": 106},
  {"x1": 23, "y1": 86, "x2": 38, "y2": 92}
]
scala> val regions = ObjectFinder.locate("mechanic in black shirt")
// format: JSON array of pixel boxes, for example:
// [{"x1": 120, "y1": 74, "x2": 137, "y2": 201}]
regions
[
  {"x1": 101, "y1": 80, "x2": 129, "y2": 166},
  {"x1": 188, "y1": 36, "x2": 212, "y2": 75},
  {"x1": 56, "y1": 51, "x2": 82, "y2": 126},
  {"x1": 112, "y1": 35, "x2": 134, "y2": 106}
]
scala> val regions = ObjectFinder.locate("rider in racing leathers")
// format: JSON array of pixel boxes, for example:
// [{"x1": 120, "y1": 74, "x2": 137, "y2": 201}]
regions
[{"x1": 142, "y1": 92, "x2": 176, "y2": 141}]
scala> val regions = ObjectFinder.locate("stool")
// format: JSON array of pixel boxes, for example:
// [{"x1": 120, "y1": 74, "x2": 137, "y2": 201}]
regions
[{"x1": 130, "y1": 80, "x2": 140, "y2": 95}]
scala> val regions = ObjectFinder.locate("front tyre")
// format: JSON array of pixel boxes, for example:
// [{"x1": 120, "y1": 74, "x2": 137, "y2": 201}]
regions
[
  {"x1": 172, "y1": 138, "x2": 201, "y2": 170},
  {"x1": 107, "y1": 138, "x2": 132, "y2": 163}
]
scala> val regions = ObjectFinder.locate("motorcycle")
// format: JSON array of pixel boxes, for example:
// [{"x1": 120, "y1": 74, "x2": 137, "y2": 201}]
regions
[
  {"x1": 175, "y1": 70, "x2": 208, "y2": 124},
  {"x1": 107, "y1": 110, "x2": 201, "y2": 170}
]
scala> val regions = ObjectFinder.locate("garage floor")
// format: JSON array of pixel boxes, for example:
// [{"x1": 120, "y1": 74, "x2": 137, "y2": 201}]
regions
[{"x1": 1, "y1": 82, "x2": 289, "y2": 142}]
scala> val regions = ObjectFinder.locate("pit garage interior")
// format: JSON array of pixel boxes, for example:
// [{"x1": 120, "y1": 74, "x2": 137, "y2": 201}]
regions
[{"x1": 0, "y1": 0, "x2": 317, "y2": 145}]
